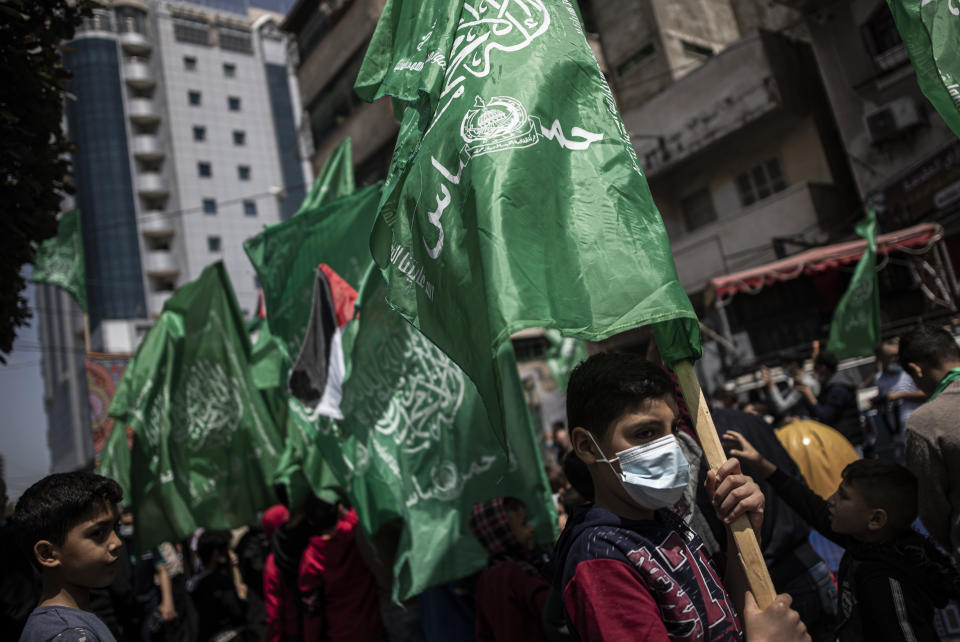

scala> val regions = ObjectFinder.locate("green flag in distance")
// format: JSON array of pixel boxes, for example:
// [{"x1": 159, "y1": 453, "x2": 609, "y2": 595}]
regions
[
  {"x1": 32, "y1": 209, "x2": 87, "y2": 312},
  {"x1": 105, "y1": 262, "x2": 282, "y2": 550},
  {"x1": 297, "y1": 137, "x2": 356, "y2": 215},
  {"x1": 827, "y1": 207, "x2": 881, "y2": 360}
]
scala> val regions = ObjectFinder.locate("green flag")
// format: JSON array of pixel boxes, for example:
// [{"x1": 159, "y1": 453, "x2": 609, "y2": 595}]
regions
[
  {"x1": 32, "y1": 209, "x2": 87, "y2": 311},
  {"x1": 329, "y1": 267, "x2": 556, "y2": 601},
  {"x1": 105, "y1": 262, "x2": 282, "y2": 550},
  {"x1": 355, "y1": 0, "x2": 700, "y2": 442},
  {"x1": 887, "y1": 0, "x2": 960, "y2": 138},
  {"x1": 296, "y1": 137, "x2": 356, "y2": 215},
  {"x1": 827, "y1": 208, "x2": 881, "y2": 360},
  {"x1": 544, "y1": 329, "x2": 588, "y2": 392}
]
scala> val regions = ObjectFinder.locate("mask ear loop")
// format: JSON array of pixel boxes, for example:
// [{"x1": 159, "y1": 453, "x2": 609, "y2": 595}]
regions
[{"x1": 585, "y1": 431, "x2": 623, "y2": 480}]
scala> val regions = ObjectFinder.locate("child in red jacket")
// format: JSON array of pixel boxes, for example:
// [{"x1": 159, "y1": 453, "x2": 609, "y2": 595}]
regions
[
  {"x1": 262, "y1": 504, "x2": 301, "y2": 642},
  {"x1": 298, "y1": 503, "x2": 384, "y2": 642}
]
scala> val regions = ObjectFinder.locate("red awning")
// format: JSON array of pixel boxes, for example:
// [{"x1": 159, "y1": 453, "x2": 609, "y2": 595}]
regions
[{"x1": 710, "y1": 222, "x2": 943, "y2": 302}]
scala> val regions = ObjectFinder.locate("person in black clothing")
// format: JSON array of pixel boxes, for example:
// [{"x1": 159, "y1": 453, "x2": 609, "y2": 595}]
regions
[
  {"x1": 797, "y1": 352, "x2": 862, "y2": 447},
  {"x1": 712, "y1": 409, "x2": 836, "y2": 641},
  {"x1": 725, "y1": 430, "x2": 960, "y2": 641},
  {"x1": 187, "y1": 530, "x2": 246, "y2": 642},
  {"x1": 235, "y1": 526, "x2": 269, "y2": 640}
]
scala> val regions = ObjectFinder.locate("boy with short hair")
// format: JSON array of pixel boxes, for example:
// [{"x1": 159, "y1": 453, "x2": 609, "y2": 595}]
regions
[
  {"x1": 469, "y1": 496, "x2": 551, "y2": 642},
  {"x1": 555, "y1": 352, "x2": 809, "y2": 642},
  {"x1": 725, "y1": 430, "x2": 960, "y2": 641},
  {"x1": 15, "y1": 471, "x2": 124, "y2": 642}
]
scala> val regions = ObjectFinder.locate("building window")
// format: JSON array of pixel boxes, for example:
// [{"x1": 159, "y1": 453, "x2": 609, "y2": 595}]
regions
[
  {"x1": 863, "y1": 6, "x2": 908, "y2": 71},
  {"x1": 192, "y1": 125, "x2": 206, "y2": 141},
  {"x1": 680, "y1": 189, "x2": 717, "y2": 231},
  {"x1": 202, "y1": 198, "x2": 217, "y2": 215},
  {"x1": 173, "y1": 16, "x2": 211, "y2": 45},
  {"x1": 228, "y1": 96, "x2": 241, "y2": 111},
  {"x1": 218, "y1": 26, "x2": 253, "y2": 53},
  {"x1": 184, "y1": 56, "x2": 197, "y2": 71},
  {"x1": 735, "y1": 159, "x2": 787, "y2": 207},
  {"x1": 681, "y1": 40, "x2": 714, "y2": 59},
  {"x1": 188, "y1": 90, "x2": 201, "y2": 106},
  {"x1": 616, "y1": 43, "x2": 655, "y2": 77},
  {"x1": 232, "y1": 130, "x2": 246, "y2": 146},
  {"x1": 237, "y1": 165, "x2": 250, "y2": 181},
  {"x1": 198, "y1": 162, "x2": 212, "y2": 178},
  {"x1": 223, "y1": 62, "x2": 236, "y2": 77},
  {"x1": 243, "y1": 200, "x2": 257, "y2": 217},
  {"x1": 207, "y1": 236, "x2": 221, "y2": 252}
]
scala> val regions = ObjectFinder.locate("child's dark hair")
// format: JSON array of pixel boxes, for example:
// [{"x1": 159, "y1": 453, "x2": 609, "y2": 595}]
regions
[
  {"x1": 14, "y1": 472, "x2": 122, "y2": 555},
  {"x1": 502, "y1": 496, "x2": 526, "y2": 516},
  {"x1": 900, "y1": 324, "x2": 960, "y2": 370},
  {"x1": 841, "y1": 459, "x2": 918, "y2": 530},
  {"x1": 197, "y1": 529, "x2": 232, "y2": 566},
  {"x1": 566, "y1": 352, "x2": 675, "y2": 438},
  {"x1": 304, "y1": 493, "x2": 340, "y2": 531}
]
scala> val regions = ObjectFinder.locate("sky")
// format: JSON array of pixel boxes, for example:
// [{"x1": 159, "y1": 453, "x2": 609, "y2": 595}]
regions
[{"x1": 0, "y1": 273, "x2": 51, "y2": 503}]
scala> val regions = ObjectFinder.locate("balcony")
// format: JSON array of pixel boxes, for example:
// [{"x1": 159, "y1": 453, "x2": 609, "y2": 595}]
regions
[
  {"x1": 670, "y1": 182, "x2": 845, "y2": 292},
  {"x1": 120, "y1": 30, "x2": 151, "y2": 54},
  {"x1": 124, "y1": 58, "x2": 154, "y2": 90},
  {"x1": 131, "y1": 135, "x2": 164, "y2": 161},
  {"x1": 137, "y1": 172, "x2": 168, "y2": 199},
  {"x1": 140, "y1": 215, "x2": 174, "y2": 238},
  {"x1": 128, "y1": 98, "x2": 159, "y2": 125},
  {"x1": 144, "y1": 250, "x2": 179, "y2": 278},
  {"x1": 622, "y1": 31, "x2": 812, "y2": 177},
  {"x1": 148, "y1": 291, "x2": 173, "y2": 315}
]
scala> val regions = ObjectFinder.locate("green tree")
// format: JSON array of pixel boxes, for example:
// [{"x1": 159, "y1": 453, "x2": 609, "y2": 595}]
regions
[{"x1": 0, "y1": 0, "x2": 94, "y2": 363}]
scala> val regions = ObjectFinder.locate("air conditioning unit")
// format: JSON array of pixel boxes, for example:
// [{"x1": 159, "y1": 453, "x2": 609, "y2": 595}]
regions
[{"x1": 864, "y1": 97, "x2": 925, "y2": 144}]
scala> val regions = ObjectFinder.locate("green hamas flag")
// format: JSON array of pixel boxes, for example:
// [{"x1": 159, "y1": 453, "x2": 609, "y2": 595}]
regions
[
  {"x1": 827, "y1": 208, "x2": 881, "y2": 360},
  {"x1": 105, "y1": 262, "x2": 282, "y2": 550},
  {"x1": 544, "y1": 329, "x2": 588, "y2": 392},
  {"x1": 296, "y1": 137, "x2": 356, "y2": 216},
  {"x1": 32, "y1": 209, "x2": 87, "y2": 312},
  {"x1": 887, "y1": 0, "x2": 960, "y2": 138},
  {"x1": 321, "y1": 267, "x2": 556, "y2": 601},
  {"x1": 355, "y1": 0, "x2": 700, "y2": 441}
]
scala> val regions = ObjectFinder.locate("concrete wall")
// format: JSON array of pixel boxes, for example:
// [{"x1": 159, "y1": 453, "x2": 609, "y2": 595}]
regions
[
  {"x1": 670, "y1": 181, "x2": 842, "y2": 291},
  {"x1": 295, "y1": 0, "x2": 385, "y2": 108},
  {"x1": 804, "y1": 0, "x2": 956, "y2": 199}
]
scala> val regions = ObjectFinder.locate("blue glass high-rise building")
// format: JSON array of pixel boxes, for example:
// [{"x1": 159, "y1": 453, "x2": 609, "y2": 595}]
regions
[{"x1": 38, "y1": 0, "x2": 311, "y2": 472}]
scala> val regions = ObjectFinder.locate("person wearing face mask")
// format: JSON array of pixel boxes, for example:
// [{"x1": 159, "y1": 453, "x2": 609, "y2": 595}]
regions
[
  {"x1": 552, "y1": 352, "x2": 810, "y2": 642},
  {"x1": 869, "y1": 339, "x2": 925, "y2": 461}
]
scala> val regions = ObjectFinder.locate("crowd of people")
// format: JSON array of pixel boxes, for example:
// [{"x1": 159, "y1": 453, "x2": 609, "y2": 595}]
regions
[{"x1": 3, "y1": 323, "x2": 960, "y2": 641}]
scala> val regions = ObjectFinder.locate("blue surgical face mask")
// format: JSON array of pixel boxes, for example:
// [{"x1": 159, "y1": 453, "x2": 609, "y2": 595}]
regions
[
  {"x1": 587, "y1": 433, "x2": 690, "y2": 510},
  {"x1": 119, "y1": 525, "x2": 134, "y2": 539},
  {"x1": 885, "y1": 363, "x2": 903, "y2": 374}
]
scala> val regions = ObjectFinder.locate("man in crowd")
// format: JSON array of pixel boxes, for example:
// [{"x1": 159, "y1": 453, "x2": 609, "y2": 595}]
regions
[{"x1": 900, "y1": 324, "x2": 960, "y2": 561}]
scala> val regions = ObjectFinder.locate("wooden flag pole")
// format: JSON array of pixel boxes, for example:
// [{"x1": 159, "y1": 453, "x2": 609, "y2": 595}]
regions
[
  {"x1": 82, "y1": 313, "x2": 91, "y2": 355},
  {"x1": 673, "y1": 359, "x2": 777, "y2": 609}
]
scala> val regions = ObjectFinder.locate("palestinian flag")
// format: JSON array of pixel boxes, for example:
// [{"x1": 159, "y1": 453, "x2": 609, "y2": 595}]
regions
[{"x1": 288, "y1": 264, "x2": 358, "y2": 420}]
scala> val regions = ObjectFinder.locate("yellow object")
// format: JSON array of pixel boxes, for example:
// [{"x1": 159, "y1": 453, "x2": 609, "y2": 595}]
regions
[{"x1": 775, "y1": 420, "x2": 860, "y2": 499}]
